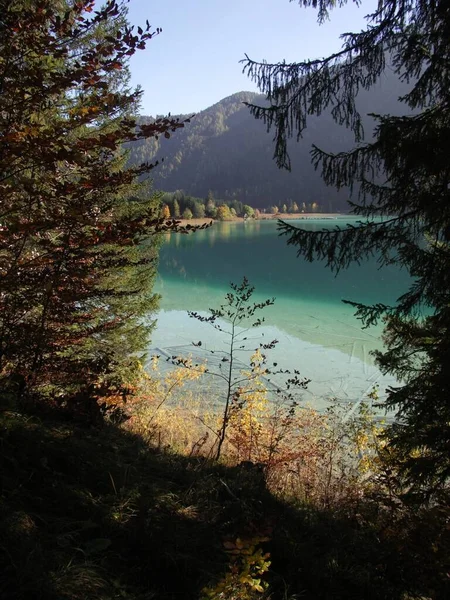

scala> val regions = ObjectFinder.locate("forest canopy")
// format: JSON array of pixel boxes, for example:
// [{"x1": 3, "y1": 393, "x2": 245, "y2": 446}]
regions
[{"x1": 126, "y1": 77, "x2": 409, "y2": 210}]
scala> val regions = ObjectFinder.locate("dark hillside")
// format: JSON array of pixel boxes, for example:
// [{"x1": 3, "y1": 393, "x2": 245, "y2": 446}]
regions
[{"x1": 129, "y1": 75, "x2": 408, "y2": 210}]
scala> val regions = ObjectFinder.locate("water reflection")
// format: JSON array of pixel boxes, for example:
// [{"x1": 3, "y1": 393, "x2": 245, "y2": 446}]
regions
[
  {"x1": 159, "y1": 219, "x2": 410, "y2": 308},
  {"x1": 156, "y1": 218, "x2": 411, "y2": 363}
]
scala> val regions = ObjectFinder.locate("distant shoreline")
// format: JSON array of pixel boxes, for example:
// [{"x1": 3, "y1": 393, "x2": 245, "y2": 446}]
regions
[{"x1": 177, "y1": 212, "x2": 343, "y2": 226}]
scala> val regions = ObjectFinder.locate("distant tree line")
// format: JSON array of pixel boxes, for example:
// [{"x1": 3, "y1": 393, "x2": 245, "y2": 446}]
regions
[
  {"x1": 159, "y1": 191, "x2": 321, "y2": 220},
  {"x1": 159, "y1": 190, "x2": 254, "y2": 220},
  {"x1": 267, "y1": 201, "x2": 320, "y2": 215},
  {"x1": 126, "y1": 74, "x2": 408, "y2": 211}
]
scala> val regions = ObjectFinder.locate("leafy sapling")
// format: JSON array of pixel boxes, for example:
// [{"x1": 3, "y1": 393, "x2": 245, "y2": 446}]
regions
[{"x1": 184, "y1": 278, "x2": 309, "y2": 460}]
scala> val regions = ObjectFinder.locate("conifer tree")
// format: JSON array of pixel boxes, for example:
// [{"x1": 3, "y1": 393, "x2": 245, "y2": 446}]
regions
[
  {"x1": 173, "y1": 198, "x2": 181, "y2": 218},
  {"x1": 192, "y1": 201, "x2": 206, "y2": 219},
  {"x1": 243, "y1": 0, "x2": 450, "y2": 494},
  {"x1": 205, "y1": 196, "x2": 217, "y2": 218},
  {"x1": 0, "y1": 0, "x2": 189, "y2": 417}
]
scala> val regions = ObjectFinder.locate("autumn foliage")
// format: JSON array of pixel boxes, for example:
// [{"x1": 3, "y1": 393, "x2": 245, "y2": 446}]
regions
[
  {"x1": 126, "y1": 281, "x2": 384, "y2": 508},
  {"x1": 0, "y1": 0, "x2": 194, "y2": 416}
]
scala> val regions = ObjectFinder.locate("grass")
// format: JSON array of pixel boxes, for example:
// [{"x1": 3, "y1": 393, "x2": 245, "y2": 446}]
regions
[{"x1": 0, "y1": 409, "x2": 448, "y2": 600}]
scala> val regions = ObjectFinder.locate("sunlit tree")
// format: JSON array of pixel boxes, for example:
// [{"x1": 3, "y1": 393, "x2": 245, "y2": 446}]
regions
[
  {"x1": 243, "y1": 204, "x2": 255, "y2": 218},
  {"x1": 173, "y1": 198, "x2": 181, "y2": 218},
  {"x1": 216, "y1": 204, "x2": 233, "y2": 221},
  {"x1": 192, "y1": 201, "x2": 206, "y2": 219},
  {"x1": 205, "y1": 197, "x2": 217, "y2": 219},
  {"x1": 0, "y1": 0, "x2": 187, "y2": 417},
  {"x1": 161, "y1": 204, "x2": 171, "y2": 219}
]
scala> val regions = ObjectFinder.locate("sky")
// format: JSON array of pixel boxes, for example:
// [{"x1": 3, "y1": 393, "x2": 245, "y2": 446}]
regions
[{"x1": 124, "y1": 0, "x2": 378, "y2": 116}]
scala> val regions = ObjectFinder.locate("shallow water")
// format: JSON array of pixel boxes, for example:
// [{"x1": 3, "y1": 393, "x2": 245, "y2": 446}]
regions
[{"x1": 150, "y1": 218, "x2": 409, "y2": 412}]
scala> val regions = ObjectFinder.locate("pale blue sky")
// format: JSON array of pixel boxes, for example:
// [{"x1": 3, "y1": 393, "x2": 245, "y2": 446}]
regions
[{"x1": 124, "y1": 0, "x2": 377, "y2": 116}]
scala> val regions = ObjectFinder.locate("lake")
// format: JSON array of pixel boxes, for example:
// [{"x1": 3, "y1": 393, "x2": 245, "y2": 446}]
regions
[{"x1": 150, "y1": 218, "x2": 410, "y2": 413}]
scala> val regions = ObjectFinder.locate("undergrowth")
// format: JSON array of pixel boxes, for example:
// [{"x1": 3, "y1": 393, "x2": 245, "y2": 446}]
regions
[
  {"x1": 2, "y1": 281, "x2": 448, "y2": 599},
  {"x1": 1, "y1": 408, "x2": 448, "y2": 600}
]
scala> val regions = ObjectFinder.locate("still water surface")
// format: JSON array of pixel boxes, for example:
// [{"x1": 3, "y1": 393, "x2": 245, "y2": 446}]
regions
[{"x1": 151, "y1": 218, "x2": 409, "y2": 411}]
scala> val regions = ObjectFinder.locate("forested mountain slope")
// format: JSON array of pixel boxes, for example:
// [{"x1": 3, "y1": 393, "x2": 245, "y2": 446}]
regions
[{"x1": 129, "y1": 77, "x2": 407, "y2": 210}]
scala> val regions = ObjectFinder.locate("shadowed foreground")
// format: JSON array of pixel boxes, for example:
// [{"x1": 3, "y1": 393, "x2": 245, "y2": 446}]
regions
[{"x1": 0, "y1": 411, "x2": 447, "y2": 600}]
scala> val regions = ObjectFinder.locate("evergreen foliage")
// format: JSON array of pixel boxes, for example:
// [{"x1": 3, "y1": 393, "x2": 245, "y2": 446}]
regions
[
  {"x1": 0, "y1": 0, "x2": 189, "y2": 416},
  {"x1": 160, "y1": 190, "x2": 261, "y2": 220},
  {"x1": 205, "y1": 195, "x2": 218, "y2": 218},
  {"x1": 173, "y1": 198, "x2": 181, "y2": 218},
  {"x1": 128, "y1": 82, "x2": 408, "y2": 210},
  {"x1": 243, "y1": 0, "x2": 450, "y2": 494},
  {"x1": 242, "y1": 205, "x2": 255, "y2": 218}
]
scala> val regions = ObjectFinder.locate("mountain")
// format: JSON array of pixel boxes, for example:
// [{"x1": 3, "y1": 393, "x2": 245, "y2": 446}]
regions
[{"x1": 129, "y1": 79, "x2": 408, "y2": 210}]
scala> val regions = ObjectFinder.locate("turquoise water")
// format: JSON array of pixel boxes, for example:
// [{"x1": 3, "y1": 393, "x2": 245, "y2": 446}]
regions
[
  {"x1": 154, "y1": 219, "x2": 410, "y2": 357},
  {"x1": 151, "y1": 218, "x2": 410, "y2": 411},
  {"x1": 157, "y1": 218, "x2": 407, "y2": 305}
]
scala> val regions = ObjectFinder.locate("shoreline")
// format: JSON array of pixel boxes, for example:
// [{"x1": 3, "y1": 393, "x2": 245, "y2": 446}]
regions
[
  {"x1": 149, "y1": 309, "x2": 395, "y2": 416},
  {"x1": 177, "y1": 212, "x2": 344, "y2": 227}
]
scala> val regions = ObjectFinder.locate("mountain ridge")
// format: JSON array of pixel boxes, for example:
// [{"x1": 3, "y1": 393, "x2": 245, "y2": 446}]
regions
[{"x1": 129, "y1": 78, "x2": 407, "y2": 209}]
